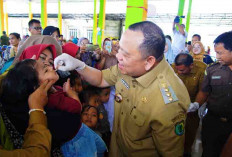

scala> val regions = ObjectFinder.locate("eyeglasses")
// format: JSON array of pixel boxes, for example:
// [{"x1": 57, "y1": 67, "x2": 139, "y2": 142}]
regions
[{"x1": 31, "y1": 27, "x2": 42, "y2": 31}]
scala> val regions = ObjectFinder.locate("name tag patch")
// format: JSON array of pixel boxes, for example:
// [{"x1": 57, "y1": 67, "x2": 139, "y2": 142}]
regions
[
  {"x1": 121, "y1": 78, "x2": 130, "y2": 89},
  {"x1": 212, "y1": 76, "x2": 221, "y2": 79}
]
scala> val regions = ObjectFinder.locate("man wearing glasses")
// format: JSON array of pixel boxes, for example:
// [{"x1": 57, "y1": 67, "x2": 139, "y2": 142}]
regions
[{"x1": 28, "y1": 19, "x2": 42, "y2": 36}]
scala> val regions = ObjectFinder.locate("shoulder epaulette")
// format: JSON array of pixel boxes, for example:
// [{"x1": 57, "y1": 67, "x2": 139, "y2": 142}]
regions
[
  {"x1": 157, "y1": 74, "x2": 178, "y2": 105},
  {"x1": 207, "y1": 61, "x2": 219, "y2": 68},
  {"x1": 194, "y1": 60, "x2": 207, "y2": 70}
]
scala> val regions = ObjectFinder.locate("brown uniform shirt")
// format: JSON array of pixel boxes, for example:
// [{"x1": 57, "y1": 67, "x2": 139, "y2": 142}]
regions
[
  {"x1": 202, "y1": 62, "x2": 232, "y2": 117},
  {"x1": 102, "y1": 58, "x2": 190, "y2": 157},
  {"x1": 0, "y1": 111, "x2": 51, "y2": 157},
  {"x1": 172, "y1": 60, "x2": 206, "y2": 102}
]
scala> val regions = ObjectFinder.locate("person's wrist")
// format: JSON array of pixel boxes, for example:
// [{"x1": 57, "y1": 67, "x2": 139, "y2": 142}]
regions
[
  {"x1": 29, "y1": 108, "x2": 46, "y2": 115},
  {"x1": 75, "y1": 61, "x2": 86, "y2": 71},
  {"x1": 29, "y1": 104, "x2": 44, "y2": 110}
]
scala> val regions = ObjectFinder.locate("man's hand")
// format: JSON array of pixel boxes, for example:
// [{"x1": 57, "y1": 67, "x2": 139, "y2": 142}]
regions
[
  {"x1": 54, "y1": 53, "x2": 86, "y2": 71},
  {"x1": 28, "y1": 80, "x2": 54, "y2": 110},
  {"x1": 187, "y1": 102, "x2": 199, "y2": 113}
]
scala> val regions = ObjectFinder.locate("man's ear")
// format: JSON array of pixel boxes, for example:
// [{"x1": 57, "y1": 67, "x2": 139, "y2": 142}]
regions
[{"x1": 145, "y1": 56, "x2": 156, "y2": 71}]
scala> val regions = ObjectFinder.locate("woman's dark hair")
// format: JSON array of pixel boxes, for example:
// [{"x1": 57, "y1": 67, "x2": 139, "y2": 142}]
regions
[
  {"x1": 42, "y1": 26, "x2": 60, "y2": 37},
  {"x1": 9, "y1": 32, "x2": 21, "y2": 40},
  {"x1": 1, "y1": 59, "x2": 39, "y2": 105}
]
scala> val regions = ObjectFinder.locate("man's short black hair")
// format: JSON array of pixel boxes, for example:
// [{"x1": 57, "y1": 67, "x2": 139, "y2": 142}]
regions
[
  {"x1": 129, "y1": 21, "x2": 165, "y2": 61},
  {"x1": 2, "y1": 31, "x2": 6, "y2": 35},
  {"x1": 214, "y1": 31, "x2": 232, "y2": 52},
  {"x1": 175, "y1": 53, "x2": 193, "y2": 66},
  {"x1": 28, "y1": 19, "x2": 40, "y2": 28},
  {"x1": 192, "y1": 34, "x2": 201, "y2": 41},
  {"x1": 9, "y1": 32, "x2": 21, "y2": 39}
]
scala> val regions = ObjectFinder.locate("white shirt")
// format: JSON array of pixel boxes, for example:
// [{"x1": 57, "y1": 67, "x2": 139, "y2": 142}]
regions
[{"x1": 172, "y1": 28, "x2": 188, "y2": 57}]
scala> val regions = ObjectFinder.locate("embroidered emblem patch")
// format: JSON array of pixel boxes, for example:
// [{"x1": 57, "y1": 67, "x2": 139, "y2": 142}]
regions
[
  {"x1": 121, "y1": 78, "x2": 130, "y2": 89},
  {"x1": 115, "y1": 93, "x2": 123, "y2": 103},
  {"x1": 175, "y1": 120, "x2": 184, "y2": 136}
]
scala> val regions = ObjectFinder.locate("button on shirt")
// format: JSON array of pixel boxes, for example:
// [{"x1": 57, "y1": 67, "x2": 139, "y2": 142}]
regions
[
  {"x1": 202, "y1": 63, "x2": 232, "y2": 117},
  {"x1": 102, "y1": 58, "x2": 190, "y2": 157}
]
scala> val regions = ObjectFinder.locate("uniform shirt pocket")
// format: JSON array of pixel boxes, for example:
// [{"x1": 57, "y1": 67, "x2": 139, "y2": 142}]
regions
[{"x1": 130, "y1": 108, "x2": 145, "y2": 127}]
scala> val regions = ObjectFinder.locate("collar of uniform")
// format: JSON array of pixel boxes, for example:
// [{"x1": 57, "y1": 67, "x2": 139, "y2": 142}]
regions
[{"x1": 136, "y1": 58, "x2": 168, "y2": 88}]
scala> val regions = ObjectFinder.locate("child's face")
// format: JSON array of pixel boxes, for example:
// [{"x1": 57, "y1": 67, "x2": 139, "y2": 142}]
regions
[
  {"x1": 100, "y1": 88, "x2": 111, "y2": 103},
  {"x1": 81, "y1": 107, "x2": 98, "y2": 129},
  {"x1": 89, "y1": 95, "x2": 100, "y2": 107},
  {"x1": 36, "y1": 60, "x2": 59, "y2": 84}
]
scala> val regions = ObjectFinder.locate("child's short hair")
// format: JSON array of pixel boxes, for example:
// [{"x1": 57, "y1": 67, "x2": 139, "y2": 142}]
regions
[
  {"x1": 81, "y1": 105, "x2": 100, "y2": 117},
  {"x1": 69, "y1": 70, "x2": 81, "y2": 87},
  {"x1": 80, "y1": 85, "x2": 100, "y2": 104}
]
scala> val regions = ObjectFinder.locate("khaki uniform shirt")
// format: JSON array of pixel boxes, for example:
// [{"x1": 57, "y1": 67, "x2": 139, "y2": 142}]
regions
[
  {"x1": 102, "y1": 58, "x2": 190, "y2": 157},
  {"x1": 0, "y1": 111, "x2": 51, "y2": 157},
  {"x1": 172, "y1": 60, "x2": 207, "y2": 102}
]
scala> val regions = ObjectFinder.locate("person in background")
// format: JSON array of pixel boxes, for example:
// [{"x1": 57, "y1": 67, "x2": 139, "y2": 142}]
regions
[
  {"x1": 43, "y1": 26, "x2": 60, "y2": 42},
  {"x1": 96, "y1": 38, "x2": 118, "y2": 70},
  {"x1": 0, "y1": 31, "x2": 9, "y2": 46},
  {"x1": 77, "y1": 37, "x2": 101, "y2": 67},
  {"x1": 62, "y1": 42, "x2": 80, "y2": 59},
  {"x1": 0, "y1": 80, "x2": 53, "y2": 157},
  {"x1": 188, "y1": 31, "x2": 232, "y2": 157},
  {"x1": 165, "y1": 35, "x2": 172, "y2": 43},
  {"x1": 164, "y1": 38, "x2": 175, "y2": 64},
  {"x1": 185, "y1": 41, "x2": 192, "y2": 53},
  {"x1": 190, "y1": 41, "x2": 214, "y2": 65},
  {"x1": 59, "y1": 34, "x2": 64, "y2": 45},
  {"x1": 192, "y1": 34, "x2": 201, "y2": 44},
  {"x1": 9, "y1": 33, "x2": 21, "y2": 58},
  {"x1": 0, "y1": 33, "x2": 21, "y2": 73},
  {"x1": 72, "y1": 37, "x2": 78, "y2": 45},
  {"x1": 172, "y1": 53, "x2": 206, "y2": 157},
  {"x1": 172, "y1": 17, "x2": 188, "y2": 57},
  {"x1": 28, "y1": 19, "x2": 42, "y2": 36}
]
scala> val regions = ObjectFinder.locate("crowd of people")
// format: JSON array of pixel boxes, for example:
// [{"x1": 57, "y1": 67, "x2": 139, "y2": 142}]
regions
[{"x1": 0, "y1": 17, "x2": 231, "y2": 157}]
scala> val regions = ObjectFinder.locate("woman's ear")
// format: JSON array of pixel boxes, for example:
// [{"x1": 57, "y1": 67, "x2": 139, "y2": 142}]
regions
[{"x1": 145, "y1": 56, "x2": 156, "y2": 71}]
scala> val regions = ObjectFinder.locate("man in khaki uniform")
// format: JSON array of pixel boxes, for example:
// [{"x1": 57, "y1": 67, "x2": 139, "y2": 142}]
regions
[
  {"x1": 172, "y1": 53, "x2": 206, "y2": 156},
  {"x1": 54, "y1": 21, "x2": 190, "y2": 156}
]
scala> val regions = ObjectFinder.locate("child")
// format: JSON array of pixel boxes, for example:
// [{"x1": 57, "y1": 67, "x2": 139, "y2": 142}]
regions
[
  {"x1": 82, "y1": 86, "x2": 111, "y2": 148},
  {"x1": 69, "y1": 70, "x2": 83, "y2": 94},
  {"x1": 81, "y1": 105, "x2": 108, "y2": 157},
  {"x1": 81, "y1": 105, "x2": 100, "y2": 134}
]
